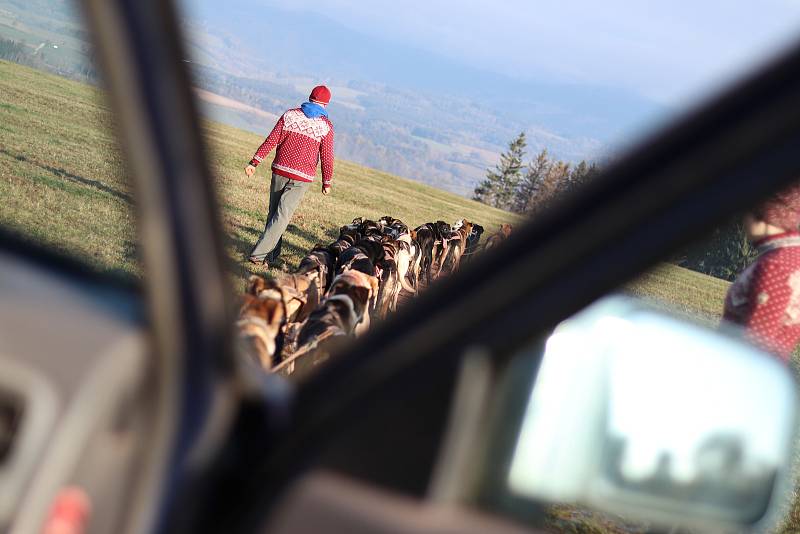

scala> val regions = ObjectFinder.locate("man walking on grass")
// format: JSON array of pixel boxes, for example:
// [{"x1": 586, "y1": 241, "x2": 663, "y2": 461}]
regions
[{"x1": 245, "y1": 85, "x2": 335, "y2": 267}]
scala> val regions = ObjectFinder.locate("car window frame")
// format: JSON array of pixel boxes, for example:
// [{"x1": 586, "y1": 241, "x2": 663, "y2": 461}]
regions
[{"x1": 74, "y1": 1, "x2": 237, "y2": 533}]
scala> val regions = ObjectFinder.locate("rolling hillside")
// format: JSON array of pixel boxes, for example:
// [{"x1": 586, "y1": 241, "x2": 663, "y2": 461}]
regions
[{"x1": 0, "y1": 60, "x2": 517, "y2": 284}]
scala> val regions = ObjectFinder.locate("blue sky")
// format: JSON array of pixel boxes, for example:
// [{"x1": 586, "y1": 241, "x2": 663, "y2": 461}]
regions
[{"x1": 260, "y1": 0, "x2": 800, "y2": 107}]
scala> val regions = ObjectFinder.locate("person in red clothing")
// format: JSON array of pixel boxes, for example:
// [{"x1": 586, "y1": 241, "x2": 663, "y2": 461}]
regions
[
  {"x1": 723, "y1": 183, "x2": 800, "y2": 361},
  {"x1": 245, "y1": 85, "x2": 335, "y2": 266}
]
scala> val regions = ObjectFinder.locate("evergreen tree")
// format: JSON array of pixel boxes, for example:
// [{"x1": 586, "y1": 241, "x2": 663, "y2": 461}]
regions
[
  {"x1": 568, "y1": 161, "x2": 589, "y2": 193},
  {"x1": 567, "y1": 161, "x2": 600, "y2": 193},
  {"x1": 480, "y1": 133, "x2": 601, "y2": 215},
  {"x1": 474, "y1": 132, "x2": 527, "y2": 209},
  {"x1": 514, "y1": 149, "x2": 551, "y2": 214},
  {"x1": 528, "y1": 160, "x2": 571, "y2": 216}
]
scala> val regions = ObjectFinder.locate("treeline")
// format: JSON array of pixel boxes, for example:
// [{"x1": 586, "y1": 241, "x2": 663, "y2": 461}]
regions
[
  {"x1": 0, "y1": 38, "x2": 97, "y2": 83},
  {"x1": 671, "y1": 219, "x2": 757, "y2": 281},
  {"x1": 0, "y1": 39, "x2": 34, "y2": 65},
  {"x1": 473, "y1": 132, "x2": 600, "y2": 215},
  {"x1": 476, "y1": 132, "x2": 759, "y2": 281}
]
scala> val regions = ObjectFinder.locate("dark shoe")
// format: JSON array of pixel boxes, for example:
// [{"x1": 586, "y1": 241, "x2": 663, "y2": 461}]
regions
[{"x1": 248, "y1": 256, "x2": 268, "y2": 267}]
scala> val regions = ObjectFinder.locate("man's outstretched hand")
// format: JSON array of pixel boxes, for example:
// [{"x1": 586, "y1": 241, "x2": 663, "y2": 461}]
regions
[
  {"x1": 322, "y1": 185, "x2": 331, "y2": 196},
  {"x1": 245, "y1": 164, "x2": 256, "y2": 177}
]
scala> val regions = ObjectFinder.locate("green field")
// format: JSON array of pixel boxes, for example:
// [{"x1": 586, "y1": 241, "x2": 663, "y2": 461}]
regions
[{"x1": 0, "y1": 60, "x2": 521, "y2": 288}]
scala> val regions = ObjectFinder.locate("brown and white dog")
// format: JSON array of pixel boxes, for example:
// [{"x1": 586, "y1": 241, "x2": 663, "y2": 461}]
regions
[
  {"x1": 293, "y1": 269, "x2": 380, "y2": 355},
  {"x1": 413, "y1": 223, "x2": 437, "y2": 286},
  {"x1": 430, "y1": 220, "x2": 461, "y2": 279},
  {"x1": 274, "y1": 269, "x2": 379, "y2": 377},
  {"x1": 484, "y1": 223, "x2": 513, "y2": 251},
  {"x1": 236, "y1": 288, "x2": 286, "y2": 370},
  {"x1": 244, "y1": 272, "x2": 323, "y2": 361},
  {"x1": 378, "y1": 216, "x2": 418, "y2": 295},
  {"x1": 463, "y1": 223, "x2": 485, "y2": 261},
  {"x1": 440, "y1": 219, "x2": 474, "y2": 275},
  {"x1": 395, "y1": 232, "x2": 419, "y2": 294},
  {"x1": 296, "y1": 244, "x2": 335, "y2": 294},
  {"x1": 374, "y1": 235, "x2": 403, "y2": 319},
  {"x1": 248, "y1": 273, "x2": 321, "y2": 326}
]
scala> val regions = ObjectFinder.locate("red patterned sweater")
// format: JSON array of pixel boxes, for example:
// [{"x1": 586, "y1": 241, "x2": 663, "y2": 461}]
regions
[
  {"x1": 249, "y1": 108, "x2": 334, "y2": 186},
  {"x1": 723, "y1": 232, "x2": 800, "y2": 361}
]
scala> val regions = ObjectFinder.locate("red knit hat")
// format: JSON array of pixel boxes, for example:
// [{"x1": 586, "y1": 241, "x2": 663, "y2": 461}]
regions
[
  {"x1": 309, "y1": 85, "x2": 331, "y2": 105},
  {"x1": 754, "y1": 182, "x2": 800, "y2": 230}
]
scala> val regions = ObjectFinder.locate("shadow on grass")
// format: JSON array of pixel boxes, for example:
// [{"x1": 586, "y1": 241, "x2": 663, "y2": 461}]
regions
[
  {"x1": 228, "y1": 220, "x2": 336, "y2": 256},
  {"x1": 225, "y1": 219, "x2": 343, "y2": 287},
  {"x1": 1, "y1": 148, "x2": 133, "y2": 204}
]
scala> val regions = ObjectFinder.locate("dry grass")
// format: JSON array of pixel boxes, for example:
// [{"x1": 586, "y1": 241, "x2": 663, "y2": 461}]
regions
[
  {"x1": 625, "y1": 263, "x2": 730, "y2": 326},
  {"x1": 0, "y1": 60, "x2": 518, "y2": 289}
]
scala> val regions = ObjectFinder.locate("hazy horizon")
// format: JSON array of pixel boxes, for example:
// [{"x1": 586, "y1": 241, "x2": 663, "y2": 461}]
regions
[{"x1": 256, "y1": 0, "x2": 800, "y2": 107}]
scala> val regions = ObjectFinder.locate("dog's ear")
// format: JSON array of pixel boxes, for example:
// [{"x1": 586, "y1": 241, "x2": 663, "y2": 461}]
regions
[
  {"x1": 329, "y1": 279, "x2": 345, "y2": 296},
  {"x1": 246, "y1": 275, "x2": 267, "y2": 296},
  {"x1": 239, "y1": 293, "x2": 258, "y2": 315},
  {"x1": 350, "y1": 285, "x2": 371, "y2": 308},
  {"x1": 293, "y1": 274, "x2": 311, "y2": 293},
  {"x1": 263, "y1": 298, "x2": 284, "y2": 326},
  {"x1": 368, "y1": 275, "x2": 380, "y2": 299}
]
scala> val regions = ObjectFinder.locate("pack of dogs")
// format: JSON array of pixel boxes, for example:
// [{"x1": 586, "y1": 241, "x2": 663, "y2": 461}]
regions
[{"x1": 235, "y1": 216, "x2": 513, "y2": 375}]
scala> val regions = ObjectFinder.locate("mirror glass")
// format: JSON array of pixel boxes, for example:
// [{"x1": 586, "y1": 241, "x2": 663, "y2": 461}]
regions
[{"x1": 506, "y1": 297, "x2": 798, "y2": 531}]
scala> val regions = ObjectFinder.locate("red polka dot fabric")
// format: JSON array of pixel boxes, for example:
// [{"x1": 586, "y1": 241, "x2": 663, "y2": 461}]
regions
[
  {"x1": 723, "y1": 232, "x2": 800, "y2": 361},
  {"x1": 249, "y1": 108, "x2": 335, "y2": 186}
]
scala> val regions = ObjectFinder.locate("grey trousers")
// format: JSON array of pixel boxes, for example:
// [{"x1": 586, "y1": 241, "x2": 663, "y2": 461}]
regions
[{"x1": 250, "y1": 174, "x2": 310, "y2": 261}]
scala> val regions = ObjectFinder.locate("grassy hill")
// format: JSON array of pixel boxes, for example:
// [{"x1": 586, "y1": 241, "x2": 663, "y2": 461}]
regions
[
  {"x1": 0, "y1": 60, "x2": 730, "y2": 320},
  {"x1": 0, "y1": 60, "x2": 519, "y2": 288},
  {"x1": 0, "y1": 59, "x2": 730, "y2": 315}
]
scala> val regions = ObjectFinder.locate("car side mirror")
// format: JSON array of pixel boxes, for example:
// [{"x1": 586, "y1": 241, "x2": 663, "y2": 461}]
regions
[{"x1": 475, "y1": 297, "x2": 798, "y2": 533}]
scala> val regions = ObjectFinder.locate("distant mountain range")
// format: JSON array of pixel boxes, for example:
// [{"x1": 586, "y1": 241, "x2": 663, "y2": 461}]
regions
[{"x1": 0, "y1": 0, "x2": 666, "y2": 196}]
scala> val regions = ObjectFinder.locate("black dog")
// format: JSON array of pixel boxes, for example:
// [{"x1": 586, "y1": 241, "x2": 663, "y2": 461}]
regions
[
  {"x1": 358, "y1": 218, "x2": 383, "y2": 239},
  {"x1": 296, "y1": 244, "x2": 336, "y2": 292},
  {"x1": 336, "y1": 238, "x2": 384, "y2": 277},
  {"x1": 380, "y1": 215, "x2": 410, "y2": 240},
  {"x1": 328, "y1": 224, "x2": 360, "y2": 260},
  {"x1": 413, "y1": 223, "x2": 437, "y2": 286}
]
